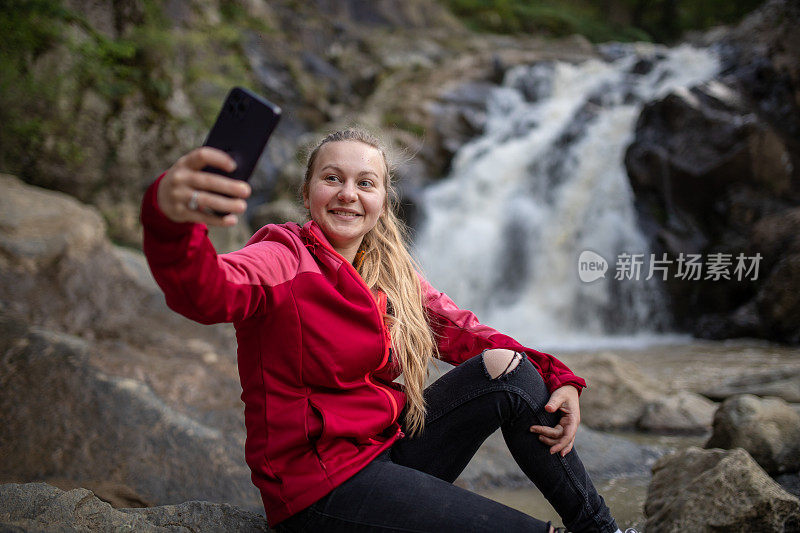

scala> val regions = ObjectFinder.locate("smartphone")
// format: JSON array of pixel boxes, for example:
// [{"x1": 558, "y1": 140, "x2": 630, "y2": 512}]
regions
[{"x1": 202, "y1": 87, "x2": 281, "y2": 214}]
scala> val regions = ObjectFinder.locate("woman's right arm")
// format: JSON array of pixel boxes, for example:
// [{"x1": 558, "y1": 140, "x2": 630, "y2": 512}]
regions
[{"x1": 142, "y1": 147, "x2": 297, "y2": 324}]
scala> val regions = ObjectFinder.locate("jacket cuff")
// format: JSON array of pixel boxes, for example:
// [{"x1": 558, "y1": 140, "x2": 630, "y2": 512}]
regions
[{"x1": 548, "y1": 375, "x2": 587, "y2": 396}]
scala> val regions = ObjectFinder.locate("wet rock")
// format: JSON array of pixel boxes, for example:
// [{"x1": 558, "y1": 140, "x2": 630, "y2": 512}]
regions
[
  {"x1": 0, "y1": 316, "x2": 260, "y2": 512},
  {"x1": 702, "y1": 367, "x2": 800, "y2": 403},
  {"x1": 428, "y1": 81, "x2": 495, "y2": 173},
  {"x1": 705, "y1": 394, "x2": 800, "y2": 475},
  {"x1": 0, "y1": 482, "x2": 271, "y2": 532},
  {"x1": 637, "y1": 391, "x2": 716, "y2": 434},
  {"x1": 644, "y1": 447, "x2": 800, "y2": 532}
]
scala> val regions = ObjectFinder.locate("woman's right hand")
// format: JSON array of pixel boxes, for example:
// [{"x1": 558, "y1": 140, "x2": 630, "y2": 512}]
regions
[{"x1": 157, "y1": 147, "x2": 252, "y2": 226}]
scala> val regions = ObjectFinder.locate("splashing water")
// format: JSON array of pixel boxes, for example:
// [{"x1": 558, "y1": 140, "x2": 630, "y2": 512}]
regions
[{"x1": 414, "y1": 43, "x2": 721, "y2": 350}]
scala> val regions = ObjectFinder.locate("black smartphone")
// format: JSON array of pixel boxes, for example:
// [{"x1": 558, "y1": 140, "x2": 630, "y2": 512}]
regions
[{"x1": 202, "y1": 87, "x2": 281, "y2": 214}]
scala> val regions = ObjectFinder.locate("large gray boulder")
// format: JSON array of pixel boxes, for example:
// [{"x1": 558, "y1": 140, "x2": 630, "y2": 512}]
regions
[
  {"x1": 0, "y1": 314, "x2": 260, "y2": 513},
  {"x1": 644, "y1": 447, "x2": 800, "y2": 532},
  {"x1": 0, "y1": 482, "x2": 270, "y2": 532},
  {"x1": 705, "y1": 394, "x2": 800, "y2": 475},
  {"x1": 0, "y1": 174, "x2": 236, "y2": 356}
]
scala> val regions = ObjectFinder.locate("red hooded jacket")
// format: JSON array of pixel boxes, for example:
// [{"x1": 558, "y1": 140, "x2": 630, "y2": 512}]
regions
[{"x1": 141, "y1": 176, "x2": 586, "y2": 526}]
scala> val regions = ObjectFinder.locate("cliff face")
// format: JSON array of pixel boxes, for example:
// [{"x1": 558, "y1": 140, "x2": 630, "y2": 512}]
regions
[{"x1": 625, "y1": 0, "x2": 800, "y2": 343}]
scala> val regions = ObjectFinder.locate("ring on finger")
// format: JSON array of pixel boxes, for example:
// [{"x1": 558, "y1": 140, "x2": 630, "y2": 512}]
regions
[{"x1": 188, "y1": 190, "x2": 200, "y2": 211}]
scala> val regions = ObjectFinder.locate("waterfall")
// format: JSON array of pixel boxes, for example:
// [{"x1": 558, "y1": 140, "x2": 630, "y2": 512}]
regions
[{"x1": 414, "y1": 43, "x2": 721, "y2": 350}]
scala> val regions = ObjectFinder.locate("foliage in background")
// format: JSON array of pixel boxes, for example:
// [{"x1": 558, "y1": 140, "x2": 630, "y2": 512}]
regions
[
  {"x1": 0, "y1": 0, "x2": 262, "y2": 205},
  {"x1": 441, "y1": 0, "x2": 764, "y2": 42},
  {"x1": 0, "y1": 0, "x2": 173, "y2": 185}
]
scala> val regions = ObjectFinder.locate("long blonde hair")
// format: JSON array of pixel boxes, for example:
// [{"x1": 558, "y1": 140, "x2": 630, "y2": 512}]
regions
[{"x1": 302, "y1": 128, "x2": 437, "y2": 436}]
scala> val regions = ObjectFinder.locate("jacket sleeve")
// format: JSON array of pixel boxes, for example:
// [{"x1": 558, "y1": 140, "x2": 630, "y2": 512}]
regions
[
  {"x1": 141, "y1": 174, "x2": 299, "y2": 324},
  {"x1": 419, "y1": 275, "x2": 586, "y2": 394}
]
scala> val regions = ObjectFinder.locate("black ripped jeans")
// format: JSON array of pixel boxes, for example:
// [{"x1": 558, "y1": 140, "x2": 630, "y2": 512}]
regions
[{"x1": 275, "y1": 352, "x2": 618, "y2": 533}]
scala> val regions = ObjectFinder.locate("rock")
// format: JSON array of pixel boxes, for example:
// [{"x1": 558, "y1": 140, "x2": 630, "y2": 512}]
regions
[
  {"x1": 428, "y1": 80, "x2": 496, "y2": 174},
  {"x1": 702, "y1": 368, "x2": 800, "y2": 403},
  {"x1": 0, "y1": 316, "x2": 261, "y2": 512},
  {"x1": 0, "y1": 176, "x2": 236, "y2": 355},
  {"x1": 644, "y1": 447, "x2": 800, "y2": 532},
  {"x1": 0, "y1": 483, "x2": 161, "y2": 532},
  {"x1": 122, "y1": 500, "x2": 270, "y2": 532},
  {"x1": 0, "y1": 174, "x2": 106, "y2": 270},
  {"x1": 569, "y1": 352, "x2": 663, "y2": 430},
  {"x1": 622, "y1": 0, "x2": 800, "y2": 345},
  {"x1": 250, "y1": 199, "x2": 308, "y2": 230},
  {"x1": 637, "y1": 391, "x2": 716, "y2": 434},
  {"x1": 44, "y1": 478, "x2": 152, "y2": 509},
  {"x1": 0, "y1": 482, "x2": 271, "y2": 532},
  {"x1": 705, "y1": 394, "x2": 800, "y2": 475},
  {"x1": 755, "y1": 253, "x2": 800, "y2": 344},
  {"x1": 777, "y1": 472, "x2": 800, "y2": 500}
]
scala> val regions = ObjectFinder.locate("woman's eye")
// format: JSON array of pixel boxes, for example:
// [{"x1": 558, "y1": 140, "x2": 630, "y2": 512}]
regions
[
  {"x1": 359, "y1": 180, "x2": 373, "y2": 188},
  {"x1": 324, "y1": 175, "x2": 339, "y2": 182}
]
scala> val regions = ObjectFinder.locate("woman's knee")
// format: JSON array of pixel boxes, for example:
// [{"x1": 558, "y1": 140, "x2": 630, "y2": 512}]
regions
[{"x1": 482, "y1": 349, "x2": 523, "y2": 379}]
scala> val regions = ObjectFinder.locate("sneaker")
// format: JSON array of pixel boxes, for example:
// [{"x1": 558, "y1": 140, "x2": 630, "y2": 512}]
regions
[{"x1": 624, "y1": 529, "x2": 640, "y2": 533}]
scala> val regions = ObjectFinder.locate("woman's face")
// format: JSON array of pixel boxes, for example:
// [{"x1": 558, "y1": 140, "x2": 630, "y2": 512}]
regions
[{"x1": 304, "y1": 140, "x2": 387, "y2": 260}]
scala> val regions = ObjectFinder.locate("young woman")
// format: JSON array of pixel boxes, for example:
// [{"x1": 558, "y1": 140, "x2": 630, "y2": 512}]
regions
[{"x1": 142, "y1": 128, "x2": 632, "y2": 532}]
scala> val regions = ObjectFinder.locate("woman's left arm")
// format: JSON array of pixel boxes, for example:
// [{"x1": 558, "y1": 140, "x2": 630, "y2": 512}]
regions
[{"x1": 419, "y1": 275, "x2": 586, "y2": 454}]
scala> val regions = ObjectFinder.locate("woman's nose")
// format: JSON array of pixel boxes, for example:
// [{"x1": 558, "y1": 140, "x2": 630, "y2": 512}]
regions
[{"x1": 337, "y1": 182, "x2": 357, "y2": 202}]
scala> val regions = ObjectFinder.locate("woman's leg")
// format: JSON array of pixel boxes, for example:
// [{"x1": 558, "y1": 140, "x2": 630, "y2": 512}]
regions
[
  {"x1": 275, "y1": 449, "x2": 550, "y2": 532},
  {"x1": 390, "y1": 352, "x2": 619, "y2": 533}
]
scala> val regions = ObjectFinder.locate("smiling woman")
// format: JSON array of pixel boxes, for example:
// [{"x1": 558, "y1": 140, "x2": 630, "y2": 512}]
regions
[
  {"x1": 141, "y1": 127, "x2": 632, "y2": 533},
  {"x1": 302, "y1": 141, "x2": 387, "y2": 263}
]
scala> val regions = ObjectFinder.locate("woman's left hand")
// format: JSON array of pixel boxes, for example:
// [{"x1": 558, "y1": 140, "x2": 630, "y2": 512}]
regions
[{"x1": 529, "y1": 385, "x2": 581, "y2": 457}]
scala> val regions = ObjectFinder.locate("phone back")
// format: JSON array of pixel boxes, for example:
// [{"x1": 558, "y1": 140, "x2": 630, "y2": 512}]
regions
[{"x1": 202, "y1": 87, "x2": 281, "y2": 181}]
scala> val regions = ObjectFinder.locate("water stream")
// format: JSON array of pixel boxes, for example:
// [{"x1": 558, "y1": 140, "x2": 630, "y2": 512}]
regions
[{"x1": 414, "y1": 42, "x2": 720, "y2": 350}]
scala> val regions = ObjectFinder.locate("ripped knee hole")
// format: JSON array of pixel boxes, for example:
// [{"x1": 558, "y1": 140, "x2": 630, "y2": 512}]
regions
[{"x1": 484, "y1": 350, "x2": 523, "y2": 379}]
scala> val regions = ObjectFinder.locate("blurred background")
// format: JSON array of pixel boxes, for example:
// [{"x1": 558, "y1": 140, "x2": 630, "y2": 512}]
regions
[{"x1": 1, "y1": 1, "x2": 799, "y2": 531}]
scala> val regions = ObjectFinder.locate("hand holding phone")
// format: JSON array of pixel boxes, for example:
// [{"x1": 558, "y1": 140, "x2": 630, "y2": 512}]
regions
[{"x1": 156, "y1": 88, "x2": 280, "y2": 225}]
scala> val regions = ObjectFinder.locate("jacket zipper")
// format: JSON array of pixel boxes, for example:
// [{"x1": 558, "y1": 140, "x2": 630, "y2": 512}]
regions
[{"x1": 308, "y1": 231, "x2": 400, "y2": 424}]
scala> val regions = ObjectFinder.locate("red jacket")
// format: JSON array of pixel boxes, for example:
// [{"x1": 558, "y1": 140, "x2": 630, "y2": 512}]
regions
[{"x1": 141, "y1": 176, "x2": 586, "y2": 526}]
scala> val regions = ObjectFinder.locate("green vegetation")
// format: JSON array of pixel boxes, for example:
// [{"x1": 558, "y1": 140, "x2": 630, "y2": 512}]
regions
[
  {"x1": 0, "y1": 0, "x2": 175, "y2": 181},
  {"x1": 441, "y1": 0, "x2": 764, "y2": 42}
]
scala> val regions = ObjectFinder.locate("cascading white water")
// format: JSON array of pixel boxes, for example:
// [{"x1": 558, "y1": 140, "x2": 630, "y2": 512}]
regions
[{"x1": 414, "y1": 43, "x2": 721, "y2": 350}]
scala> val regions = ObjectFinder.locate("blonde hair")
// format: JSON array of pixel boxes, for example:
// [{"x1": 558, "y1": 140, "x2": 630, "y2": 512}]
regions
[{"x1": 302, "y1": 128, "x2": 437, "y2": 436}]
